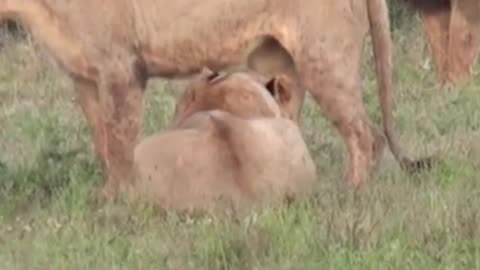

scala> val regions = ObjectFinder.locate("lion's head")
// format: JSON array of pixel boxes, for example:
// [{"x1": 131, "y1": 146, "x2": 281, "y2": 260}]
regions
[{"x1": 171, "y1": 68, "x2": 300, "y2": 127}]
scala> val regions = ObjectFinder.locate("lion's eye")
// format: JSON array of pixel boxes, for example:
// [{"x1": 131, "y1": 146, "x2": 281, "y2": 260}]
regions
[
  {"x1": 207, "y1": 71, "x2": 220, "y2": 81},
  {"x1": 206, "y1": 71, "x2": 228, "y2": 84}
]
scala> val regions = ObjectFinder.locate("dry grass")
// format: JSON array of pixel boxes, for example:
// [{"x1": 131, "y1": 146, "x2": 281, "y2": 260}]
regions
[{"x1": 1, "y1": 11, "x2": 480, "y2": 270}]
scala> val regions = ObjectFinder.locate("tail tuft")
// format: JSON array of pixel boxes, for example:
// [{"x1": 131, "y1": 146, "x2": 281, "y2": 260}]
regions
[{"x1": 400, "y1": 156, "x2": 437, "y2": 174}]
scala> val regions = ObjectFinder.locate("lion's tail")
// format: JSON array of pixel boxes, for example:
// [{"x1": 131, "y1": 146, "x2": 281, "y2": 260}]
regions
[
  {"x1": 366, "y1": 0, "x2": 434, "y2": 173},
  {"x1": 0, "y1": 0, "x2": 91, "y2": 79}
]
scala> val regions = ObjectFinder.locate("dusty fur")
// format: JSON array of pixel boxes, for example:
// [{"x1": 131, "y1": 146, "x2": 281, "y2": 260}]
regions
[
  {"x1": 0, "y1": 0, "x2": 432, "y2": 198},
  {"x1": 133, "y1": 69, "x2": 316, "y2": 212}
]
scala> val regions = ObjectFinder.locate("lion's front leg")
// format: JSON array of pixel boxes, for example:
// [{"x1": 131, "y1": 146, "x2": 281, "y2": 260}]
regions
[
  {"x1": 97, "y1": 76, "x2": 146, "y2": 199},
  {"x1": 74, "y1": 78, "x2": 109, "y2": 181},
  {"x1": 74, "y1": 72, "x2": 146, "y2": 200}
]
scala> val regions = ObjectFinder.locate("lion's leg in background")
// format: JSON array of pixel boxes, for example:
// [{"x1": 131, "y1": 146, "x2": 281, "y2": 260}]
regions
[
  {"x1": 446, "y1": 0, "x2": 480, "y2": 83},
  {"x1": 417, "y1": 0, "x2": 451, "y2": 83},
  {"x1": 417, "y1": 0, "x2": 480, "y2": 85}
]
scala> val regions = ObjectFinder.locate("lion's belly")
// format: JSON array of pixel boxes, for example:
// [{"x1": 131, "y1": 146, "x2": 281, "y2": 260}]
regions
[
  {"x1": 134, "y1": 0, "x2": 369, "y2": 79},
  {"x1": 133, "y1": 0, "x2": 273, "y2": 78},
  {"x1": 141, "y1": 35, "x2": 252, "y2": 78}
]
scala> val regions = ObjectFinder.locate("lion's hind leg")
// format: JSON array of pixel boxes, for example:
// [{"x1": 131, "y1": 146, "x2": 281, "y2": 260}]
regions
[{"x1": 294, "y1": 55, "x2": 382, "y2": 187}]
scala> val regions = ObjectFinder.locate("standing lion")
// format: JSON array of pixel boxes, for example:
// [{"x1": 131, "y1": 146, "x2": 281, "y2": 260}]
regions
[{"x1": 0, "y1": 0, "x2": 431, "y2": 199}]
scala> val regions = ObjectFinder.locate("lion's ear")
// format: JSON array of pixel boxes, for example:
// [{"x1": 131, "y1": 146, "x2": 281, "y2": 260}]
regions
[
  {"x1": 265, "y1": 75, "x2": 292, "y2": 104},
  {"x1": 265, "y1": 78, "x2": 276, "y2": 96}
]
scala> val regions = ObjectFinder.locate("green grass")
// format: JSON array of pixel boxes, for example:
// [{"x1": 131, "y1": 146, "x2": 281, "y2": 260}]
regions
[{"x1": 1, "y1": 17, "x2": 480, "y2": 269}]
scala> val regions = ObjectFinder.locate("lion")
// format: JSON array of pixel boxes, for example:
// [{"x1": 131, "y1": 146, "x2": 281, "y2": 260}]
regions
[
  {"x1": 0, "y1": 0, "x2": 432, "y2": 199},
  {"x1": 132, "y1": 68, "x2": 316, "y2": 212}
]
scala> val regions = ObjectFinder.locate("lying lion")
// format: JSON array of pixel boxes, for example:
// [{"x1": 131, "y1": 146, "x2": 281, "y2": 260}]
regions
[{"x1": 132, "y1": 69, "x2": 316, "y2": 212}]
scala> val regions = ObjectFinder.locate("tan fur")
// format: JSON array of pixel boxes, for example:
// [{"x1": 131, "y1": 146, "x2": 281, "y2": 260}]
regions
[
  {"x1": 0, "y1": 0, "x2": 432, "y2": 199},
  {"x1": 172, "y1": 69, "x2": 300, "y2": 125},
  {"x1": 133, "y1": 69, "x2": 316, "y2": 212},
  {"x1": 413, "y1": 0, "x2": 480, "y2": 85}
]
